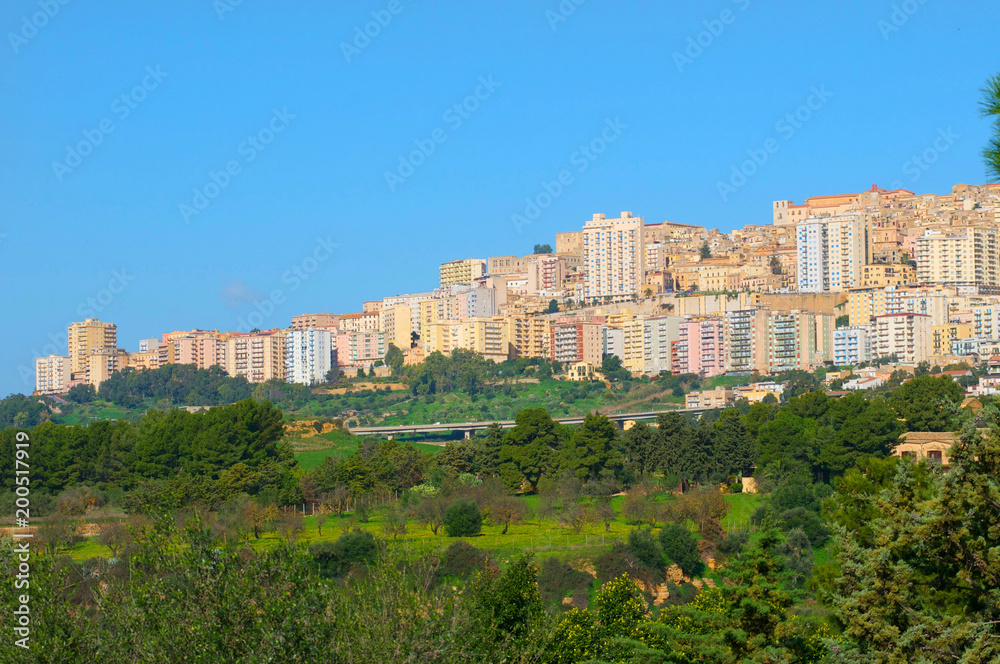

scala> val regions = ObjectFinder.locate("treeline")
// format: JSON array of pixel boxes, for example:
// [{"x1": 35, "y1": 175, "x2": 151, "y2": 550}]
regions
[
  {"x1": 90, "y1": 363, "x2": 254, "y2": 407},
  {"x1": 0, "y1": 399, "x2": 300, "y2": 511},
  {"x1": 0, "y1": 393, "x2": 50, "y2": 429}
]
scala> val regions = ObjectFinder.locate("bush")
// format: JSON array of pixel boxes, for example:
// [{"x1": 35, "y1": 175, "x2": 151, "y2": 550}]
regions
[
  {"x1": 310, "y1": 530, "x2": 379, "y2": 578},
  {"x1": 444, "y1": 499, "x2": 482, "y2": 537},
  {"x1": 434, "y1": 542, "x2": 489, "y2": 583},
  {"x1": 627, "y1": 528, "x2": 663, "y2": 571},
  {"x1": 716, "y1": 530, "x2": 749, "y2": 559},
  {"x1": 658, "y1": 523, "x2": 702, "y2": 576},
  {"x1": 537, "y1": 557, "x2": 593, "y2": 606}
]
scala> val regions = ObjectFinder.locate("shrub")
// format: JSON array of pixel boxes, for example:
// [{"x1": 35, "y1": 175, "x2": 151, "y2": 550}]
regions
[
  {"x1": 434, "y1": 542, "x2": 489, "y2": 583},
  {"x1": 658, "y1": 523, "x2": 702, "y2": 576},
  {"x1": 627, "y1": 528, "x2": 663, "y2": 571},
  {"x1": 537, "y1": 557, "x2": 594, "y2": 606},
  {"x1": 716, "y1": 530, "x2": 749, "y2": 558},
  {"x1": 310, "y1": 530, "x2": 378, "y2": 578},
  {"x1": 444, "y1": 499, "x2": 482, "y2": 537}
]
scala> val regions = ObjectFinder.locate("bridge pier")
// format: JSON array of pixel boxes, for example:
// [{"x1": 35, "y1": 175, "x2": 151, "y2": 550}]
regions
[{"x1": 464, "y1": 430, "x2": 471, "y2": 439}]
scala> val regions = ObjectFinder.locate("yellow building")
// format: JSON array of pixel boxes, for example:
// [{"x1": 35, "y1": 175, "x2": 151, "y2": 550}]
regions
[
  {"x1": 380, "y1": 303, "x2": 413, "y2": 350},
  {"x1": 583, "y1": 211, "x2": 645, "y2": 302},
  {"x1": 506, "y1": 315, "x2": 552, "y2": 360},
  {"x1": 223, "y1": 330, "x2": 285, "y2": 383},
  {"x1": 68, "y1": 318, "x2": 117, "y2": 379},
  {"x1": 439, "y1": 258, "x2": 486, "y2": 287},
  {"x1": 87, "y1": 347, "x2": 130, "y2": 389},
  {"x1": 931, "y1": 323, "x2": 973, "y2": 356},
  {"x1": 916, "y1": 226, "x2": 1000, "y2": 286},
  {"x1": 424, "y1": 317, "x2": 511, "y2": 363},
  {"x1": 859, "y1": 263, "x2": 917, "y2": 288}
]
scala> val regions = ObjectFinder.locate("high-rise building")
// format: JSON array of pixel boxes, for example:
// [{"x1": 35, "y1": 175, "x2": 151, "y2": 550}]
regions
[
  {"x1": 582, "y1": 211, "x2": 645, "y2": 302},
  {"x1": 872, "y1": 313, "x2": 932, "y2": 364},
  {"x1": 833, "y1": 327, "x2": 870, "y2": 366},
  {"x1": 334, "y1": 330, "x2": 386, "y2": 369},
  {"x1": 285, "y1": 328, "x2": 333, "y2": 385},
  {"x1": 68, "y1": 318, "x2": 117, "y2": 379},
  {"x1": 35, "y1": 355, "x2": 72, "y2": 394},
  {"x1": 87, "y1": 347, "x2": 130, "y2": 388},
  {"x1": 223, "y1": 330, "x2": 285, "y2": 383},
  {"x1": 796, "y1": 214, "x2": 866, "y2": 292},
  {"x1": 672, "y1": 319, "x2": 726, "y2": 377},
  {"x1": 439, "y1": 258, "x2": 487, "y2": 288},
  {"x1": 549, "y1": 320, "x2": 604, "y2": 366},
  {"x1": 916, "y1": 226, "x2": 1000, "y2": 286},
  {"x1": 643, "y1": 316, "x2": 682, "y2": 375}
]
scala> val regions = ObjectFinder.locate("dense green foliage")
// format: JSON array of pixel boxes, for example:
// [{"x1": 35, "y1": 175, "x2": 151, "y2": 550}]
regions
[
  {"x1": 444, "y1": 498, "x2": 483, "y2": 537},
  {"x1": 96, "y1": 363, "x2": 254, "y2": 407}
]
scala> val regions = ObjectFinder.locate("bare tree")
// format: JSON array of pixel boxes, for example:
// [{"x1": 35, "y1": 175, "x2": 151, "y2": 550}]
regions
[
  {"x1": 315, "y1": 513, "x2": 328, "y2": 536},
  {"x1": 490, "y1": 496, "x2": 527, "y2": 535},
  {"x1": 99, "y1": 521, "x2": 132, "y2": 558}
]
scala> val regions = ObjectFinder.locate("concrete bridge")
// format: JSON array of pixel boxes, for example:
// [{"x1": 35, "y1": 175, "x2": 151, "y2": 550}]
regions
[{"x1": 348, "y1": 407, "x2": 712, "y2": 439}]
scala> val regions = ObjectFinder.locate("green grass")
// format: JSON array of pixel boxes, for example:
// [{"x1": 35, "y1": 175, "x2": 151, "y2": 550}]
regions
[
  {"x1": 54, "y1": 401, "x2": 142, "y2": 426},
  {"x1": 722, "y1": 493, "x2": 762, "y2": 528},
  {"x1": 291, "y1": 428, "x2": 441, "y2": 471}
]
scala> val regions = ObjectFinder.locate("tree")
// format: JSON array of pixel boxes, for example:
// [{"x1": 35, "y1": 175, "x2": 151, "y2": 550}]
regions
[
  {"x1": 659, "y1": 522, "x2": 702, "y2": 576},
  {"x1": 713, "y1": 408, "x2": 757, "y2": 477},
  {"x1": 66, "y1": 383, "x2": 96, "y2": 404},
  {"x1": 556, "y1": 412, "x2": 620, "y2": 481},
  {"x1": 444, "y1": 499, "x2": 482, "y2": 537},
  {"x1": 835, "y1": 314, "x2": 850, "y2": 328},
  {"x1": 310, "y1": 530, "x2": 379, "y2": 578},
  {"x1": 315, "y1": 513, "x2": 327, "y2": 536},
  {"x1": 699, "y1": 241, "x2": 712, "y2": 259},
  {"x1": 414, "y1": 495, "x2": 449, "y2": 535},
  {"x1": 99, "y1": 521, "x2": 133, "y2": 558},
  {"x1": 490, "y1": 495, "x2": 526, "y2": 535},
  {"x1": 384, "y1": 344, "x2": 405, "y2": 375},
  {"x1": 324, "y1": 366, "x2": 341, "y2": 384},
  {"x1": 546, "y1": 299, "x2": 559, "y2": 313},
  {"x1": 889, "y1": 374, "x2": 964, "y2": 431},
  {"x1": 825, "y1": 417, "x2": 1000, "y2": 662},
  {"x1": 982, "y1": 72, "x2": 1000, "y2": 181},
  {"x1": 533, "y1": 243, "x2": 552, "y2": 254},
  {"x1": 501, "y1": 408, "x2": 562, "y2": 492}
]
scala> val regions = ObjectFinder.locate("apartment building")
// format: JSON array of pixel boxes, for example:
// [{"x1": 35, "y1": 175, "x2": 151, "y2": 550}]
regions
[
  {"x1": 291, "y1": 313, "x2": 341, "y2": 330},
  {"x1": 439, "y1": 258, "x2": 487, "y2": 288},
  {"x1": 848, "y1": 288, "x2": 954, "y2": 327},
  {"x1": 833, "y1": 327, "x2": 869, "y2": 366},
  {"x1": 380, "y1": 303, "x2": 413, "y2": 350},
  {"x1": 526, "y1": 255, "x2": 565, "y2": 295},
  {"x1": 724, "y1": 309, "x2": 767, "y2": 373},
  {"x1": 916, "y1": 226, "x2": 1000, "y2": 286},
  {"x1": 685, "y1": 387, "x2": 733, "y2": 409},
  {"x1": 488, "y1": 255, "x2": 528, "y2": 275},
  {"x1": 643, "y1": 316, "x2": 682, "y2": 375},
  {"x1": 339, "y1": 311, "x2": 381, "y2": 333},
  {"x1": 507, "y1": 315, "x2": 552, "y2": 360},
  {"x1": 549, "y1": 320, "x2": 603, "y2": 366},
  {"x1": 163, "y1": 332, "x2": 226, "y2": 369},
  {"x1": 68, "y1": 318, "x2": 117, "y2": 379},
  {"x1": 455, "y1": 287, "x2": 497, "y2": 319},
  {"x1": 224, "y1": 330, "x2": 286, "y2": 383},
  {"x1": 128, "y1": 349, "x2": 162, "y2": 372},
  {"x1": 796, "y1": 214, "x2": 866, "y2": 292},
  {"x1": 931, "y1": 323, "x2": 972, "y2": 356},
  {"x1": 35, "y1": 355, "x2": 72, "y2": 394},
  {"x1": 671, "y1": 318, "x2": 726, "y2": 376},
  {"x1": 382, "y1": 291, "x2": 436, "y2": 338},
  {"x1": 872, "y1": 313, "x2": 932, "y2": 364},
  {"x1": 582, "y1": 211, "x2": 645, "y2": 302},
  {"x1": 334, "y1": 329, "x2": 386, "y2": 369},
  {"x1": 87, "y1": 347, "x2": 130, "y2": 389},
  {"x1": 285, "y1": 328, "x2": 333, "y2": 385},
  {"x1": 859, "y1": 263, "x2": 917, "y2": 289}
]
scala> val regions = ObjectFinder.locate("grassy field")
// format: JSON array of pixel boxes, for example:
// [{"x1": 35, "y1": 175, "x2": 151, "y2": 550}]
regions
[
  {"x1": 54, "y1": 402, "x2": 143, "y2": 426},
  {"x1": 289, "y1": 427, "x2": 443, "y2": 470},
  {"x1": 64, "y1": 492, "x2": 764, "y2": 563}
]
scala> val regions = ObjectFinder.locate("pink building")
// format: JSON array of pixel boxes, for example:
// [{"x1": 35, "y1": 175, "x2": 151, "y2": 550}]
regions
[
  {"x1": 671, "y1": 319, "x2": 726, "y2": 376},
  {"x1": 334, "y1": 330, "x2": 386, "y2": 369}
]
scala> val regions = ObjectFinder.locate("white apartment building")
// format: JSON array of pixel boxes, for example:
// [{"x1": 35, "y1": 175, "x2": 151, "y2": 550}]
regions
[
  {"x1": 796, "y1": 214, "x2": 866, "y2": 293},
  {"x1": 285, "y1": 328, "x2": 333, "y2": 385},
  {"x1": 35, "y1": 355, "x2": 73, "y2": 394},
  {"x1": 872, "y1": 313, "x2": 932, "y2": 364},
  {"x1": 642, "y1": 316, "x2": 682, "y2": 376},
  {"x1": 583, "y1": 211, "x2": 645, "y2": 302},
  {"x1": 833, "y1": 327, "x2": 870, "y2": 366}
]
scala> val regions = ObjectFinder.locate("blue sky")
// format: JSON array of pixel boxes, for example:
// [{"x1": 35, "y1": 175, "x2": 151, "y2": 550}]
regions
[{"x1": 1, "y1": 0, "x2": 998, "y2": 396}]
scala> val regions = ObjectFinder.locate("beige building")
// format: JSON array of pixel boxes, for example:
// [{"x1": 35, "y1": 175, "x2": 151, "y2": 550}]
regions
[
  {"x1": 872, "y1": 313, "x2": 932, "y2": 364},
  {"x1": 916, "y1": 227, "x2": 1000, "y2": 286},
  {"x1": 931, "y1": 323, "x2": 973, "y2": 356},
  {"x1": 685, "y1": 387, "x2": 733, "y2": 409},
  {"x1": 506, "y1": 315, "x2": 552, "y2": 360},
  {"x1": 555, "y1": 231, "x2": 584, "y2": 255},
  {"x1": 893, "y1": 431, "x2": 957, "y2": 466},
  {"x1": 68, "y1": 319, "x2": 117, "y2": 379},
  {"x1": 291, "y1": 313, "x2": 341, "y2": 330},
  {"x1": 339, "y1": 311, "x2": 381, "y2": 333},
  {"x1": 583, "y1": 211, "x2": 645, "y2": 302},
  {"x1": 87, "y1": 347, "x2": 130, "y2": 389},
  {"x1": 162, "y1": 331, "x2": 226, "y2": 369},
  {"x1": 488, "y1": 255, "x2": 529, "y2": 275},
  {"x1": 859, "y1": 263, "x2": 916, "y2": 289},
  {"x1": 35, "y1": 355, "x2": 73, "y2": 394},
  {"x1": 439, "y1": 258, "x2": 486, "y2": 287},
  {"x1": 380, "y1": 303, "x2": 413, "y2": 350},
  {"x1": 223, "y1": 330, "x2": 286, "y2": 383},
  {"x1": 423, "y1": 317, "x2": 510, "y2": 363}
]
